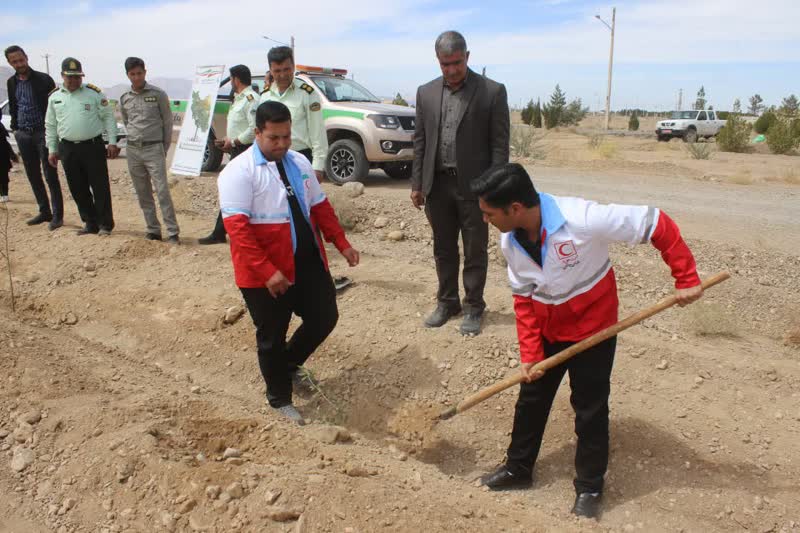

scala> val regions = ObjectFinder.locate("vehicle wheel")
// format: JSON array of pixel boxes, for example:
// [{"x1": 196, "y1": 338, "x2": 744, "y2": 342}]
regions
[
  {"x1": 326, "y1": 139, "x2": 368, "y2": 185},
  {"x1": 683, "y1": 128, "x2": 698, "y2": 144},
  {"x1": 202, "y1": 130, "x2": 223, "y2": 172},
  {"x1": 383, "y1": 161, "x2": 412, "y2": 180}
]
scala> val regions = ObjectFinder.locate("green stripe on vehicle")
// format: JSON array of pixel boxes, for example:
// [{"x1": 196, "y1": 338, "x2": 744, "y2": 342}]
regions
[
  {"x1": 169, "y1": 100, "x2": 231, "y2": 114},
  {"x1": 323, "y1": 109, "x2": 364, "y2": 120}
]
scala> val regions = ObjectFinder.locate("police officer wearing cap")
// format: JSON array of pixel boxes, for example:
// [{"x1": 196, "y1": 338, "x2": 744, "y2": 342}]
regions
[
  {"x1": 198, "y1": 64, "x2": 259, "y2": 245},
  {"x1": 45, "y1": 57, "x2": 119, "y2": 235},
  {"x1": 119, "y1": 57, "x2": 180, "y2": 244}
]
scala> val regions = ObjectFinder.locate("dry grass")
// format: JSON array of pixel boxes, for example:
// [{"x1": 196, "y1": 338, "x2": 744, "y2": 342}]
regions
[
  {"x1": 728, "y1": 173, "x2": 756, "y2": 186},
  {"x1": 587, "y1": 134, "x2": 603, "y2": 149},
  {"x1": 780, "y1": 168, "x2": 800, "y2": 185},
  {"x1": 510, "y1": 124, "x2": 546, "y2": 160},
  {"x1": 685, "y1": 302, "x2": 738, "y2": 337},
  {"x1": 594, "y1": 140, "x2": 618, "y2": 159}
]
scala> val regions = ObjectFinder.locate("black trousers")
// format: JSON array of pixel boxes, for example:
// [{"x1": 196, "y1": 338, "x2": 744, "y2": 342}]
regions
[
  {"x1": 240, "y1": 255, "x2": 338, "y2": 408},
  {"x1": 0, "y1": 168, "x2": 8, "y2": 196},
  {"x1": 14, "y1": 129, "x2": 63, "y2": 218},
  {"x1": 424, "y1": 173, "x2": 489, "y2": 314},
  {"x1": 59, "y1": 138, "x2": 113, "y2": 230},
  {"x1": 506, "y1": 336, "x2": 617, "y2": 494}
]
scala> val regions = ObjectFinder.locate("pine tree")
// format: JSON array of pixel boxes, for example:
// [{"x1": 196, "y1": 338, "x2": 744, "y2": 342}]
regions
[
  {"x1": 521, "y1": 99, "x2": 535, "y2": 125},
  {"x1": 533, "y1": 98, "x2": 543, "y2": 128},
  {"x1": 544, "y1": 85, "x2": 567, "y2": 129},
  {"x1": 628, "y1": 112, "x2": 640, "y2": 131},
  {"x1": 732, "y1": 98, "x2": 741, "y2": 114},
  {"x1": 780, "y1": 94, "x2": 799, "y2": 116},
  {"x1": 748, "y1": 94, "x2": 764, "y2": 115},
  {"x1": 392, "y1": 93, "x2": 409, "y2": 106},
  {"x1": 694, "y1": 86, "x2": 707, "y2": 110}
]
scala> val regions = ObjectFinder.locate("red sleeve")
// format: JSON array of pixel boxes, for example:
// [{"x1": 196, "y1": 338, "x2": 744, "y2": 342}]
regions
[
  {"x1": 310, "y1": 199, "x2": 352, "y2": 253},
  {"x1": 650, "y1": 211, "x2": 701, "y2": 289},
  {"x1": 223, "y1": 214, "x2": 278, "y2": 286},
  {"x1": 513, "y1": 295, "x2": 545, "y2": 364}
]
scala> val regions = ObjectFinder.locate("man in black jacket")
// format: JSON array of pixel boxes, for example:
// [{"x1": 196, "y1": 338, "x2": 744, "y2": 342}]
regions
[{"x1": 5, "y1": 45, "x2": 63, "y2": 229}]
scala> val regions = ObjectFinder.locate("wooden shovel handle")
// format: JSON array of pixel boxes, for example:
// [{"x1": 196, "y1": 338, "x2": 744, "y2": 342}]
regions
[{"x1": 438, "y1": 272, "x2": 730, "y2": 420}]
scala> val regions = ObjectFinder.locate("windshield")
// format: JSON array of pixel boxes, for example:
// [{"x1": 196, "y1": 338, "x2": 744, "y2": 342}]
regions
[
  {"x1": 670, "y1": 111, "x2": 697, "y2": 119},
  {"x1": 309, "y1": 76, "x2": 380, "y2": 103}
]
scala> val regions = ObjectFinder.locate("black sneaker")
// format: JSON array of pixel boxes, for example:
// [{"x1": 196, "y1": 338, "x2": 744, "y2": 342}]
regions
[
  {"x1": 167, "y1": 235, "x2": 180, "y2": 245},
  {"x1": 423, "y1": 305, "x2": 461, "y2": 328},
  {"x1": 76, "y1": 224, "x2": 99, "y2": 235},
  {"x1": 98, "y1": 228, "x2": 112, "y2": 237},
  {"x1": 479, "y1": 465, "x2": 533, "y2": 491},
  {"x1": 571, "y1": 492, "x2": 602, "y2": 519},
  {"x1": 48, "y1": 219, "x2": 63, "y2": 231},
  {"x1": 145, "y1": 233, "x2": 162, "y2": 241},
  {"x1": 27, "y1": 213, "x2": 53, "y2": 226},
  {"x1": 460, "y1": 312, "x2": 483, "y2": 336},
  {"x1": 198, "y1": 234, "x2": 226, "y2": 245}
]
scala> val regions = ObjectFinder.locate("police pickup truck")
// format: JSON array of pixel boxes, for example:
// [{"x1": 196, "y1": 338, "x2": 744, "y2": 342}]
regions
[
  {"x1": 655, "y1": 109, "x2": 726, "y2": 143},
  {"x1": 169, "y1": 66, "x2": 415, "y2": 184}
]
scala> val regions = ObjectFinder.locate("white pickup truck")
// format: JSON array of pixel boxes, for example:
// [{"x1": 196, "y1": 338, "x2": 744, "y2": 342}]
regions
[{"x1": 655, "y1": 110, "x2": 726, "y2": 143}]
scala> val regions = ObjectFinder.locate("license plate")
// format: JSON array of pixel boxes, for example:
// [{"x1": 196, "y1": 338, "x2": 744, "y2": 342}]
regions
[{"x1": 661, "y1": 129, "x2": 672, "y2": 134}]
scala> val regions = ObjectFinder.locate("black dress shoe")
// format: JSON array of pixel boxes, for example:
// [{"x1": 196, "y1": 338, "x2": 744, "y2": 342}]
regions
[
  {"x1": 424, "y1": 305, "x2": 461, "y2": 328},
  {"x1": 48, "y1": 219, "x2": 63, "y2": 231},
  {"x1": 198, "y1": 234, "x2": 226, "y2": 245},
  {"x1": 571, "y1": 492, "x2": 602, "y2": 519},
  {"x1": 479, "y1": 465, "x2": 533, "y2": 491},
  {"x1": 460, "y1": 312, "x2": 483, "y2": 336},
  {"x1": 145, "y1": 233, "x2": 162, "y2": 241},
  {"x1": 76, "y1": 224, "x2": 99, "y2": 235},
  {"x1": 27, "y1": 213, "x2": 53, "y2": 226}
]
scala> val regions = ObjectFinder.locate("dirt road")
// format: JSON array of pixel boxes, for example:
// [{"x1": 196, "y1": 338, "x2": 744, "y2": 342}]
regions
[{"x1": 1, "y1": 137, "x2": 798, "y2": 533}]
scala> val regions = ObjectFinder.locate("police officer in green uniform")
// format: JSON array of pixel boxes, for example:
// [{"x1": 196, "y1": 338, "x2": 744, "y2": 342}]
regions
[
  {"x1": 46, "y1": 57, "x2": 118, "y2": 235},
  {"x1": 120, "y1": 57, "x2": 180, "y2": 243},
  {"x1": 259, "y1": 47, "x2": 327, "y2": 181},
  {"x1": 198, "y1": 64, "x2": 258, "y2": 245}
]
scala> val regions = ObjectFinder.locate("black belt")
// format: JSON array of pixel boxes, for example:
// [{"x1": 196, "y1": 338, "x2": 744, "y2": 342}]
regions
[
  {"x1": 16, "y1": 126, "x2": 43, "y2": 134},
  {"x1": 60, "y1": 135, "x2": 103, "y2": 145},
  {"x1": 127, "y1": 139, "x2": 162, "y2": 148},
  {"x1": 438, "y1": 167, "x2": 458, "y2": 177}
]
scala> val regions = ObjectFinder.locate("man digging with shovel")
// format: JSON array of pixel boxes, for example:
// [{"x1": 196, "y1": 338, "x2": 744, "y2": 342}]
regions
[{"x1": 473, "y1": 163, "x2": 703, "y2": 519}]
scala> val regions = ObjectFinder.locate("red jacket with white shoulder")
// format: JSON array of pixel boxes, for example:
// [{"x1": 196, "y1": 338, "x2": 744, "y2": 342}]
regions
[
  {"x1": 503, "y1": 193, "x2": 700, "y2": 364},
  {"x1": 219, "y1": 147, "x2": 351, "y2": 288}
]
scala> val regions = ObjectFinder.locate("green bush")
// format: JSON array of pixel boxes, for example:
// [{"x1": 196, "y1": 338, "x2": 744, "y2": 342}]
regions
[
  {"x1": 628, "y1": 113, "x2": 640, "y2": 131},
  {"x1": 791, "y1": 118, "x2": 800, "y2": 140},
  {"x1": 754, "y1": 111, "x2": 777, "y2": 134},
  {"x1": 766, "y1": 119, "x2": 800, "y2": 155},
  {"x1": 716, "y1": 114, "x2": 751, "y2": 153}
]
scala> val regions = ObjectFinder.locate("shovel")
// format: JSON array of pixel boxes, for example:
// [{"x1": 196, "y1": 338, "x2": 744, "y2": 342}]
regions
[{"x1": 437, "y1": 271, "x2": 730, "y2": 421}]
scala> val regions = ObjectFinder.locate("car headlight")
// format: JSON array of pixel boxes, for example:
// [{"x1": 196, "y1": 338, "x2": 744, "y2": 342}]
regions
[{"x1": 368, "y1": 114, "x2": 400, "y2": 129}]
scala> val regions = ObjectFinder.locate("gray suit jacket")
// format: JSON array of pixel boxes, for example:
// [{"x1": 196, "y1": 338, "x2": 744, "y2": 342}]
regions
[{"x1": 411, "y1": 69, "x2": 510, "y2": 198}]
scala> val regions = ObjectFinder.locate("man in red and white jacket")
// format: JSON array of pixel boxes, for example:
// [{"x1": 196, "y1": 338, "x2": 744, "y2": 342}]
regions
[
  {"x1": 473, "y1": 163, "x2": 703, "y2": 519},
  {"x1": 219, "y1": 100, "x2": 359, "y2": 425}
]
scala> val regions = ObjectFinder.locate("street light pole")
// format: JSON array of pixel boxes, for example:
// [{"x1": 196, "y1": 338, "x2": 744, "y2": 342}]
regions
[{"x1": 595, "y1": 7, "x2": 616, "y2": 130}]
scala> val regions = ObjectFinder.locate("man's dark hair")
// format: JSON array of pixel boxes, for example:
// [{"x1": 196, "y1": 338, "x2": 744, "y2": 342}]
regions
[
  {"x1": 256, "y1": 101, "x2": 292, "y2": 129},
  {"x1": 229, "y1": 64, "x2": 252, "y2": 86},
  {"x1": 124, "y1": 57, "x2": 145, "y2": 73},
  {"x1": 4, "y1": 45, "x2": 26, "y2": 59},
  {"x1": 267, "y1": 46, "x2": 294, "y2": 66},
  {"x1": 471, "y1": 163, "x2": 540, "y2": 209}
]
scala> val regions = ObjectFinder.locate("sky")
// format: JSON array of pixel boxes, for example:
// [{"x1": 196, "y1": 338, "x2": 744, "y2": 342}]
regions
[{"x1": 2, "y1": 0, "x2": 799, "y2": 111}]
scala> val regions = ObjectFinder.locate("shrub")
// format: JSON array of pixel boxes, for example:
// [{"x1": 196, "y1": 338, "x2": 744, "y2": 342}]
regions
[
  {"x1": 766, "y1": 119, "x2": 799, "y2": 155},
  {"x1": 587, "y1": 134, "x2": 603, "y2": 149},
  {"x1": 594, "y1": 140, "x2": 618, "y2": 159},
  {"x1": 510, "y1": 124, "x2": 545, "y2": 159},
  {"x1": 753, "y1": 111, "x2": 777, "y2": 134},
  {"x1": 685, "y1": 142, "x2": 714, "y2": 160},
  {"x1": 628, "y1": 113, "x2": 640, "y2": 131},
  {"x1": 716, "y1": 114, "x2": 751, "y2": 153},
  {"x1": 791, "y1": 118, "x2": 800, "y2": 141}
]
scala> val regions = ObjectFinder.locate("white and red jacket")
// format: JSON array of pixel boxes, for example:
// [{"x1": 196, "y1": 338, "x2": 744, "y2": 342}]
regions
[
  {"x1": 218, "y1": 147, "x2": 351, "y2": 288},
  {"x1": 504, "y1": 193, "x2": 700, "y2": 364}
]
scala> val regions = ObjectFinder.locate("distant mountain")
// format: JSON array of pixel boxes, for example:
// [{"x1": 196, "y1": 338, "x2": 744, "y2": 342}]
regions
[{"x1": 104, "y1": 77, "x2": 193, "y2": 101}]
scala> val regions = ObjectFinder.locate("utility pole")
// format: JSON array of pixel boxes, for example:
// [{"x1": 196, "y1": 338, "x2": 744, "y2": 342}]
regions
[
  {"x1": 42, "y1": 53, "x2": 51, "y2": 76},
  {"x1": 677, "y1": 88, "x2": 683, "y2": 111},
  {"x1": 595, "y1": 7, "x2": 616, "y2": 130},
  {"x1": 290, "y1": 36, "x2": 295, "y2": 56}
]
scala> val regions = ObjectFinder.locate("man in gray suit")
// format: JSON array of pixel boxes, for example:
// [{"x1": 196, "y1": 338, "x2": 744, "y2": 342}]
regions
[{"x1": 411, "y1": 31, "x2": 510, "y2": 335}]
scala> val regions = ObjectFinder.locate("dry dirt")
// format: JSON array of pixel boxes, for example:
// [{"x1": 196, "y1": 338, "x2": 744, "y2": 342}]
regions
[{"x1": 1, "y1": 129, "x2": 799, "y2": 533}]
